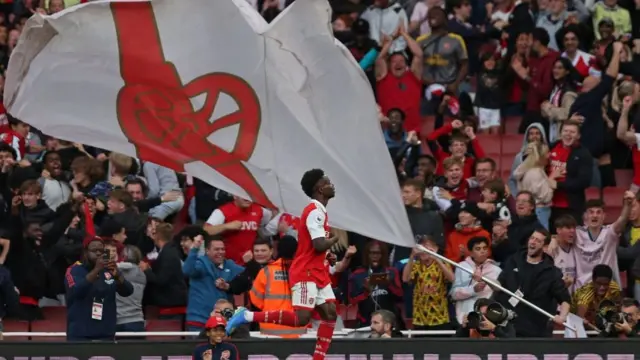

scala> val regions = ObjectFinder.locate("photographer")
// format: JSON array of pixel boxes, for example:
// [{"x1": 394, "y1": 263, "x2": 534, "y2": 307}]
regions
[
  {"x1": 198, "y1": 299, "x2": 249, "y2": 339},
  {"x1": 596, "y1": 298, "x2": 640, "y2": 338},
  {"x1": 456, "y1": 298, "x2": 516, "y2": 338},
  {"x1": 617, "y1": 298, "x2": 640, "y2": 337},
  {"x1": 64, "y1": 237, "x2": 134, "y2": 341}
]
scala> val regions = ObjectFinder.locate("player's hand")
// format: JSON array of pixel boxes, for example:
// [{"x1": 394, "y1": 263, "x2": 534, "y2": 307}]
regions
[{"x1": 225, "y1": 220, "x2": 243, "y2": 231}]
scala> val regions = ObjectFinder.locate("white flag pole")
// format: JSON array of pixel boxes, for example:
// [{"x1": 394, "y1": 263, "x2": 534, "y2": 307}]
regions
[{"x1": 414, "y1": 244, "x2": 576, "y2": 332}]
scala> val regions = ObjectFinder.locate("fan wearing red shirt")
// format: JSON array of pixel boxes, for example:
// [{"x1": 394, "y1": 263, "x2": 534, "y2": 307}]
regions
[
  {"x1": 426, "y1": 120, "x2": 485, "y2": 179},
  {"x1": 226, "y1": 169, "x2": 339, "y2": 360},
  {"x1": 204, "y1": 197, "x2": 276, "y2": 265},
  {"x1": 375, "y1": 22, "x2": 424, "y2": 133}
]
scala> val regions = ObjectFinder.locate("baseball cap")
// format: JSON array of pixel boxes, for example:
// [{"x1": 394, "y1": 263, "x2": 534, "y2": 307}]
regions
[{"x1": 205, "y1": 315, "x2": 227, "y2": 329}]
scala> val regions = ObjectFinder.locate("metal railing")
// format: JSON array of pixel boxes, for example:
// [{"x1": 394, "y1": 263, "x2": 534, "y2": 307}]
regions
[{"x1": 0, "y1": 328, "x2": 599, "y2": 338}]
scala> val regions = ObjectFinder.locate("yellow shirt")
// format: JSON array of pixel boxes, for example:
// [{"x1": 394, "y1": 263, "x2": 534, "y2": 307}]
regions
[
  {"x1": 571, "y1": 281, "x2": 621, "y2": 321},
  {"x1": 629, "y1": 227, "x2": 640, "y2": 284},
  {"x1": 411, "y1": 261, "x2": 450, "y2": 326}
]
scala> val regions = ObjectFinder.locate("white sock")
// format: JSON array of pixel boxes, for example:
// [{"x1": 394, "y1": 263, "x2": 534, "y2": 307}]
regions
[{"x1": 244, "y1": 311, "x2": 254, "y2": 321}]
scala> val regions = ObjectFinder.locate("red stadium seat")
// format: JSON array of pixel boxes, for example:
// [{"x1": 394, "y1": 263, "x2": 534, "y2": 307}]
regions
[
  {"x1": 604, "y1": 208, "x2": 620, "y2": 224},
  {"x1": 585, "y1": 187, "x2": 601, "y2": 200},
  {"x1": 503, "y1": 116, "x2": 522, "y2": 135},
  {"x1": 31, "y1": 319, "x2": 66, "y2": 342},
  {"x1": 476, "y1": 134, "x2": 500, "y2": 156},
  {"x1": 501, "y1": 134, "x2": 525, "y2": 156},
  {"x1": 146, "y1": 319, "x2": 183, "y2": 341},
  {"x1": 144, "y1": 306, "x2": 160, "y2": 320},
  {"x1": 615, "y1": 169, "x2": 634, "y2": 189},
  {"x1": 2, "y1": 319, "x2": 29, "y2": 341},
  {"x1": 500, "y1": 154, "x2": 515, "y2": 174},
  {"x1": 603, "y1": 187, "x2": 626, "y2": 207},
  {"x1": 41, "y1": 306, "x2": 67, "y2": 321}
]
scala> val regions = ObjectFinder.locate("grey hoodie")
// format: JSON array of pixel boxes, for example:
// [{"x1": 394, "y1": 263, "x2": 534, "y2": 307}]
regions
[
  {"x1": 116, "y1": 262, "x2": 146, "y2": 325},
  {"x1": 508, "y1": 123, "x2": 549, "y2": 197}
]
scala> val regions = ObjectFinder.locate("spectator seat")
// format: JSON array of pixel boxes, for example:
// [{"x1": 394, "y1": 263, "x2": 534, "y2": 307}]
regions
[
  {"x1": 585, "y1": 187, "x2": 601, "y2": 200},
  {"x1": 500, "y1": 154, "x2": 514, "y2": 174},
  {"x1": 2, "y1": 319, "x2": 29, "y2": 341},
  {"x1": 501, "y1": 134, "x2": 525, "y2": 156},
  {"x1": 503, "y1": 116, "x2": 522, "y2": 135},
  {"x1": 144, "y1": 305, "x2": 160, "y2": 320},
  {"x1": 603, "y1": 187, "x2": 626, "y2": 206},
  {"x1": 604, "y1": 208, "x2": 620, "y2": 225},
  {"x1": 476, "y1": 134, "x2": 500, "y2": 156},
  {"x1": 31, "y1": 319, "x2": 66, "y2": 342},
  {"x1": 421, "y1": 115, "x2": 436, "y2": 135},
  {"x1": 146, "y1": 319, "x2": 183, "y2": 341},
  {"x1": 41, "y1": 306, "x2": 67, "y2": 321}
]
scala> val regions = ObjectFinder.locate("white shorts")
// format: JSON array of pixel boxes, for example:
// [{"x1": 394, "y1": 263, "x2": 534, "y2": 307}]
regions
[
  {"x1": 478, "y1": 108, "x2": 501, "y2": 129},
  {"x1": 291, "y1": 282, "x2": 335, "y2": 310}
]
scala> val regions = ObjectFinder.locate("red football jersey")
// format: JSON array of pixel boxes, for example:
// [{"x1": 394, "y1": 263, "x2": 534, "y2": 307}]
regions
[
  {"x1": 211, "y1": 202, "x2": 264, "y2": 265},
  {"x1": 289, "y1": 200, "x2": 331, "y2": 288}
]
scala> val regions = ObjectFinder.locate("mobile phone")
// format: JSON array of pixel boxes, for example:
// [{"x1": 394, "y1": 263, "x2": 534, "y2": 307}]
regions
[
  {"x1": 369, "y1": 272, "x2": 388, "y2": 285},
  {"x1": 102, "y1": 249, "x2": 110, "y2": 262}
]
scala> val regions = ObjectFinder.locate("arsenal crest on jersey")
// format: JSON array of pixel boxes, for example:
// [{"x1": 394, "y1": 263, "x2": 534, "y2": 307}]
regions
[{"x1": 104, "y1": 272, "x2": 114, "y2": 285}]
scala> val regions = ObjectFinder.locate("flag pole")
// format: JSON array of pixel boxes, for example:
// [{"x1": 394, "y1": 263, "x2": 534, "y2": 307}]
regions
[{"x1": 414, "y1": 244, "x2": 576, "y2": 332}]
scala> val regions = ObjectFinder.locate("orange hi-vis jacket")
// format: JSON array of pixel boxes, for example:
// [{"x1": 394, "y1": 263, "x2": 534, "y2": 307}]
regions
[{"x1": 249, "y1": 259, "x2": 307, "y2": 338}]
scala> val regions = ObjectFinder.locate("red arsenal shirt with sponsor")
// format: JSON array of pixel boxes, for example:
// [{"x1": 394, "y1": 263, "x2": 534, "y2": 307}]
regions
[{"x1": 289, "y1": 200, "x2": 331, "y2": 288}]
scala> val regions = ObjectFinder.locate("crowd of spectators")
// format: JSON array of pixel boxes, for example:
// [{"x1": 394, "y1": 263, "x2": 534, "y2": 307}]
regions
[{"x1": 0, "y1": 0, "x2": 640, "y2": 342}]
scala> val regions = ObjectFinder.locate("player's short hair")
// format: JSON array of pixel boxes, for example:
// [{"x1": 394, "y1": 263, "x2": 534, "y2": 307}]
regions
[{"x1": 301, "y1": 168, "x2": 325, "y2": 198}]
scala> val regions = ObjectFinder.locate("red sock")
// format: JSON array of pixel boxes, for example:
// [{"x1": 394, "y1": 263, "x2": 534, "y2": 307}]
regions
[
  {"x1": 252, "y1": 310, "x2": 299, "y2": 326},
  {"x1": 313, "y1": 320, "x2": 336, "y2": 360}
]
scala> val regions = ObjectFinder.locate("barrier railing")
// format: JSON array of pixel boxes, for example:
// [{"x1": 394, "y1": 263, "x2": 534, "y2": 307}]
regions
[{"x1": 0, "y1": 328, "x2": 599, "y2": 338}]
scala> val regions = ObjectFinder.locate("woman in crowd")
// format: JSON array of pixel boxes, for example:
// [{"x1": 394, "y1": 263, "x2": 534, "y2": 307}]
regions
[
  {"x1": 348, "y1": 241, "x2": 402, "y2": 327},
  {"x1": 541, "y1": 58, "x2": 579, "y2": 143}
]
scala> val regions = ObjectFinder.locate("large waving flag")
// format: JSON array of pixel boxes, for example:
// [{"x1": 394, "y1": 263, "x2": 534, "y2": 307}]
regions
[{"x1": 4, "y1": 0, "x2": 413, "y2": 247}]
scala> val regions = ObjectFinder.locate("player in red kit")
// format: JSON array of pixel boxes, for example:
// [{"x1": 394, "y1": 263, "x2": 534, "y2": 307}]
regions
[{"x1": 226, "y1": 168, "x2": 339, "y2": 360}]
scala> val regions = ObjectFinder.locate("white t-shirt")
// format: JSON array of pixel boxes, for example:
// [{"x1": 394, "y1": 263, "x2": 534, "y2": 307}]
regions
[
  {"x1": 574, "y1": 225, "x2": 620, "y2": 288},
  {"x1": 553, "y1": 246, "x2": 577, "y2": 294}
]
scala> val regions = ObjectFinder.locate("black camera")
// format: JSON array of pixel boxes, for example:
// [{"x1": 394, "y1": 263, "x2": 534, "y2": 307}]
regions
[
  {"x1": 220, "y1": 308, "x2": 235, "y2": 320},
  {"x1": 467, "y1": 301, "x2": 517, "y2": 330},
  {"x1": 596, "y1": 299, "x2": 624, "y2": 336}
]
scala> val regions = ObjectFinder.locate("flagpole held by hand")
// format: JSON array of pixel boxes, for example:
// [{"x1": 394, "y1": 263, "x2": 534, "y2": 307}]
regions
[{"x1": 414, "y1": 244, "x2": 577, "y2": 332}]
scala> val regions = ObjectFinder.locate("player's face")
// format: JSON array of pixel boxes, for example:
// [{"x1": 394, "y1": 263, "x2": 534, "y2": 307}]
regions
[{"x1": 318, "y1": 176, "x2": 335, "y2": 199}]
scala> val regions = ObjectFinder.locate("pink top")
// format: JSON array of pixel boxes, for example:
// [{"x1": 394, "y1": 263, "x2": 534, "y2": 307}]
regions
[
  {"x1": 554, "y1": 246, "x2": 577, "y2": 295},
  {"x1": 574, "y1": 225, "x2": 620, "y2": 288}
]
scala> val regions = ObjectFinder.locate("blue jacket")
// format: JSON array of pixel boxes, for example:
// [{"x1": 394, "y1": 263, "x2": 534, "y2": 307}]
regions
[
  {"x1": 183, "y1": 249, "x2": 244, "y2": 324},
  {"x1": 64, "y1": 262, "x2": 134, "y2": 340},
  {"x1": 192, "y1": 342, "x2": 239, "y2": 360}
]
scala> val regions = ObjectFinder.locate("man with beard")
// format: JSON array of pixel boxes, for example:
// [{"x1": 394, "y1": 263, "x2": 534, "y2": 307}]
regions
[
  {"x1": 492, "y1": 228, "x2": 571, "y2": 337},
  {"x1": 492, "y1": 191, "x2": 542, "y2": 263},
  {"x1": 64, "y1": 237, "x2": 134, "y2": 341}
]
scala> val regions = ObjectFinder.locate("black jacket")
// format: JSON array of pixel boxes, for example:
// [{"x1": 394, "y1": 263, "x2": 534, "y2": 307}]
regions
[
  {"x1": 548, "y1": 141, "x2": 593, "y2": 214},
  {"x1": 494, "y1": 250, "x2": 571, "y2": 337},
  {"x1": 455, "y1": 322, "x2": 516, "y2": 338},
  {"x1": 395, "y1": 206, "x2": 445, "y2": 260},
  {"x1": 493, "y1": 213, "x2": 541, "y2": 264},
  {"x1": 143, "y1": 243, "x2": 188, "y2": 308}
]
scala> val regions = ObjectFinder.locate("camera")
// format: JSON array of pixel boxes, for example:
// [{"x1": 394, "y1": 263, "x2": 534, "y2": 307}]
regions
[
  {"x1": 596, "y1": 299, "x2": 625, "y2": 336},
  {"x1": 220, "y1": 308, "x2": 235, "y2": 320},
  {"x1": 467, "y1": 301, "x2": 517, "y2": 331}
]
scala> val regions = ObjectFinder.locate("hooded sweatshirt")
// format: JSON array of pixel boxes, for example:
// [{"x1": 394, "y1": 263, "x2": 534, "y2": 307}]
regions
[
  {"x1": 513, "y1": 163, "x2": 554, "y2": 207},
  {"x1": 508, "y1": 123, "x2": 548, "y2": 196},
  {"x1": 450, "y1": 257, "x2": 502, "y2": 323},
  {"x1": 116, "y1": 262, "x2": 146, "y2": 325},
  {"x1": 445, "y1": 224, "x2": 491, "y2": 263}
]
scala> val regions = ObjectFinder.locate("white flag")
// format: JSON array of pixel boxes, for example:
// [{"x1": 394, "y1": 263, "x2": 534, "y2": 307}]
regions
[
  {"x1": 4, "y1": 0, "x2": 413, "y2": 247},
  {"x1": 564, "y1": 313, "x2": 588, "y2": 338}
]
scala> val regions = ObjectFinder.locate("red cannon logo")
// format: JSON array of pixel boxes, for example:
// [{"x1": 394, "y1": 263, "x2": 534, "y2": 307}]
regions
[{"x1": 110, "y1": 2, "x2": 275, "y2": 209}]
